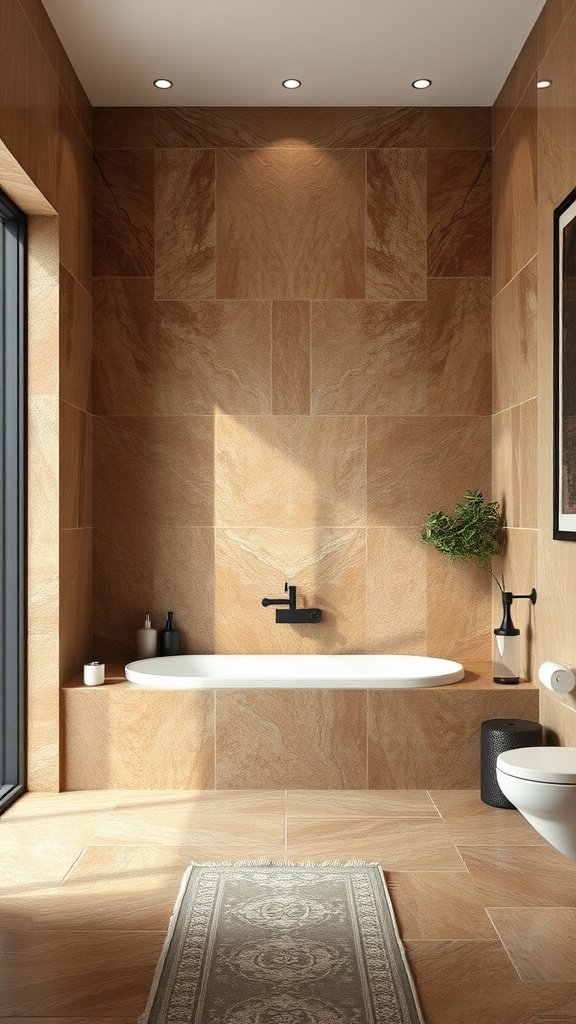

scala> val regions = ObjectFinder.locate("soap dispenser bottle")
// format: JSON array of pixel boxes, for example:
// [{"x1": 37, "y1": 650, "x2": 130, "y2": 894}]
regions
[
  {"x1": 136, "y1": 613, "x2": 157, "y2": 659},
  {"x1": 159, "y1": 611, "x2": 181, "y2": 656}
]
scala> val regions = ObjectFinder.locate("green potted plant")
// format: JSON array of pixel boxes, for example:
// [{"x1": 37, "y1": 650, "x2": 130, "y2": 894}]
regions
[{"x1": 421, "y1": 489, "x2": 504, "y2": 593}]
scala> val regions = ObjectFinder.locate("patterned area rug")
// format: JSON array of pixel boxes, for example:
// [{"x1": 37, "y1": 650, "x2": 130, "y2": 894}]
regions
[{"x1": 140, "y1": 861, "x2": 424, "y2": 1024}]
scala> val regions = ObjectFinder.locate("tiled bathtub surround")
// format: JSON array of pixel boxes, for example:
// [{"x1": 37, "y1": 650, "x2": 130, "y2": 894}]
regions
[{"x1": 93, "y1": 105, "x2": 492, "y2": 660}]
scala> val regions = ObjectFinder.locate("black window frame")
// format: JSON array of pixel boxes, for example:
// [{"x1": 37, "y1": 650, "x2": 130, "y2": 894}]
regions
[{"x1": 0, "y1": 187, "x2": 27, "y2": 813}]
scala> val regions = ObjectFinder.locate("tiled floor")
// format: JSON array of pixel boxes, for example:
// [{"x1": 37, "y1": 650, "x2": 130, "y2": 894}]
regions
[{"x1": 1, "y1": 788, "x2": 576, "y2": 1022}]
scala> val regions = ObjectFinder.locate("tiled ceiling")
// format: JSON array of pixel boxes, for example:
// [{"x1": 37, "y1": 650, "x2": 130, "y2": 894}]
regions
[{"x1": 42, "y1": 0, "x2": 546, "y2": 106}]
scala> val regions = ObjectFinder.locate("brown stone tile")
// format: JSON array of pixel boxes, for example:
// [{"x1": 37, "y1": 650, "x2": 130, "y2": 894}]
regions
[
  {"x1": 366, "y1": 528, "x2": 427, "y2": 655},
  {"x1": 154, "y1": 528, "x2": 215, "y2": 654},
  {"x1": 427, "y1": 278, "x2": 491, "y2": 415},
  {"x1": 0, "y1": 929, "x2": 163, "y2": 1018},
  {"x1": 59, "y1": 403, "x2": 92, "y2": 529},
  {"x1": 426, "y1": 545, "x2": 492, "y2": 661},
  {"x1": 215, "y1": 416, "x2": 366, "y2": 527},
  {"x1": 311, "y1": 300, "x2": 426, "y2": 415},
  {"x1": 287, "y1": 818, "x2": 465, "y2": 870},
  {"x1": 493, "y1": 82, "x2": 537, "y2": 294},
  {"x1": 492, "y1": 528, "x2": 537, "y2": 682},
  {"x1": 286, "y1": 790, "x2": 439, "y2": 818},
  {"x1": 427, "y1": 107, "x2": 492, "y2": 149},
  {"x1": 58, "y1": 47, "x2": 92, "y2": 144},
  {"x1": 387, "y1": 871, "x2": 497, "y2": 940},
  {"x1": 94, "y1": 107, "x2": 155, "y2": 149},
  {"x1": 493, "y1": 20, "x2": 538, "y2": 144},
  {"x1": 93, "y1": 278, "x2": 155, "y2": 416},
  {"x1": 155, "y1": 149, "x2": 215, "y2": 300},
  {"x1": 216, "y1": 148, "x2": 365, "y2": 299},
  {"x1": 64, "y1": 687, "x2": 214, "y2": 790},
  {"x1": 405, "y1": 939, "x2": 576, "y2": 1024},
  {"x1": 427, "y1": 149, "x2": 491, "y2": 277},
  {"x1": 492, "y1": 399, "x2": 538, "y2": 528},
  {"x1": 460, "y1": 844, "x2": 576, "y2": 906},
  {"x1": 93, "y1": 523, "x2": 154, "y2": 661},
  {"x1": 93, "y1": 416, "x2": 214, "y2": 531},
  {"x1": 58, "y1": 89, "x2": 92, "y2": 290},
  {"x1": 272, "y1": 301, "x2": 310, "y2": 414},
  {"x1": 25, "y1": 25, "x2": 58, "y2": 207},
  {"x1": 369, "y1": 687, "x2": 536, "y2": 788},
  {"x1": 156, "y1": 106, "x2": 426, "y2": 148},
  {"x1": 366, "y1": 149, "x2": 426, "y2": 300},
  {"x1": 19, "y1": 0, "x2": 60, "y2": 73},
  {"x1": 155, "y1": 299, "x2": 270, "y2": 414},
  {"x1": 213, "y1": 527, "x2": 365, "y2": 654},
  {"x1": 0, "y1": 0, "x2": 28, "y2": 167},
  {"x1": 537, "y1": 0, "x2": 576, "y2": 60},
  {"x1": 367, "y1": 416, "x2": 491, "y2": 527},
  {"x1": 429, "y1": 790, "x2": 544, "y2": 846},
  {"x1": 493, "y1": 256, "x2": 537, "y2": 413},
  {"x1": 215, "y1": 689, "x2": 366, "y2": 788},
  {"x1": 487, "y1": 908, "x2": 576, "y2": 980},
  {"x1": 60, "y1": 267, "x2": 92, "y2": 412},
  {"x1": 93, "y1": 149, "x2": 154, "y2": 277},
  {"x1": 59, "y1": 528, "x2": 92, "y2": 683}
]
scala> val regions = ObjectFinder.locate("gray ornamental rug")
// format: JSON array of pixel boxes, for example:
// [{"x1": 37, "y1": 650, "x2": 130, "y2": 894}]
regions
[{"x1": 140, "y1": 861, "x2": 424, "y2": 1024}]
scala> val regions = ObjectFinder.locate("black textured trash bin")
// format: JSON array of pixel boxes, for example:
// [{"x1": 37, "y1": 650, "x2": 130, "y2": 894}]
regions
[{"x1": 481, "y1": 718, "x2": 543, "y2": 808}]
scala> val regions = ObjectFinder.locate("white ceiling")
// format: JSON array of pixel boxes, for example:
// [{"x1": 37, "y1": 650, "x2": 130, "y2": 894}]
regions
[{"x1": 42, "y1": 0, "x2": 546, "y2": 107}]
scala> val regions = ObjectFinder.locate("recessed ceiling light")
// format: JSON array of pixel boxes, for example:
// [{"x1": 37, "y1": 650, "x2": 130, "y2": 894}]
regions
[
  {"x1": 537, "y1": 79, "x2": 552, "y2": 89},
  {"x1": 412, "y1": 78, "x2": 432, "y2": 89},
  {"x1": 154, "y1": 78, "x2": 173, "y2": 89},
  {"x1": 282, "y1": 79, "x2": 301, "y2": 89}
]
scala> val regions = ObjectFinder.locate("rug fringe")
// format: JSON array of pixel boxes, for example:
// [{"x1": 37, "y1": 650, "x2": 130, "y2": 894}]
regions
[{"x1": 185, "y1": 858, "x2": 381, "y2": 868}]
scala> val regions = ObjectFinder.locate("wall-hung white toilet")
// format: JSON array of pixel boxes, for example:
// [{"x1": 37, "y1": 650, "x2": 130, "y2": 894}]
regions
[{"x1": 496, "y1": 747, "x2": 576, "y2": 859}]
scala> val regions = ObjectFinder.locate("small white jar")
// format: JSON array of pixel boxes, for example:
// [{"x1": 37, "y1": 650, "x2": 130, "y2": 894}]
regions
[{"x1": 83, "y1": 661, "x2": 105, "y2": 686}]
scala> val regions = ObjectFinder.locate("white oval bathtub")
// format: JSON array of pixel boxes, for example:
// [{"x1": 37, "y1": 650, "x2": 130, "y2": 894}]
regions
[{"x1": 124, "y1": 654, "x2": 465, "y2": 689}]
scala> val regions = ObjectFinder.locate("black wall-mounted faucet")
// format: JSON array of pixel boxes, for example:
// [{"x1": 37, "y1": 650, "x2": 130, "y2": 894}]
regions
[{"x1": 262, "y1": 583, "x2": 322, "y2": 624}]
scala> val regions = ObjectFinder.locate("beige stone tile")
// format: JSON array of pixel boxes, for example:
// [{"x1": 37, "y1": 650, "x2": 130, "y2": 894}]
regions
[
  {"x1": 155, "y1": 148, "x2": 215, "y2": 300},
  {"x1": 155, "y1": 299, "x2": 270, "y2": 414},
  {"x1": 540, "y1": 689, "x2": 576, "y2": 747},
  {"x1": 368, "y1": 416, "x2": 491, "y2": 527},
  {"x1": 427, "y1": 107, "x2": 492, "y2": 149},
  {"x1": 460, "y1": 844, "x2": 576, "y2": 907},
  {"x1": 0, "y1": 0, "x2": 28, "y2": 169},
  {"x1": 215, "y1": 689, "x2": 367, "y2": 789},
  {"x1": 493, "y1": 399, "x2": 538, "y2": 529},
  {"x1": 27, "y1": 216, "x2": 59, "y2": 398},
  {"x1": 93, "y1": 522, "x2": 154, "y2": 661},
  {"x1": 493, "y1": 20, "x2": 538, "y2": 143},
  {"x1": 487, "y1": 907, "x2": 576, "y2": 981},
  {"x1": 311, "y1": 300, "x2": 426, "y2": 415},
  {"x1": 153, "y1": 527, "x2": 215, "y2": 655},
  {"x1": 492, "y1": 527, "x2": 537, "y2": 682},
  {"x1": 366, "y1": 528, "x2": 427, "y2": 655},
  {"x1": 272, "y1": 300, "x2": 310, "y2": 415},
  {"x1": 216, "y1": 148, "x2": 365, "y2": 299},
  {"x1": 60, "y1": 266, "x2": 92, "y2": 412},
  {"x1": 94, "y1": 106, "x2": 155, "y2": 148},
  {"x1": 493, "y1": 81, "x2": 537, "y2": 294},
  {"x1": 287, "y1": 818, "x2": 465, "y2": 871},
  {"x1": 405, "y1": 939, "x2": 576, "y2": 1024},
  {"x1": 64, "y1": 687, "x2": 214, "y2": 790},
  {"x1": 368, "y1": 686, "x2": 538, "y2": 789},
  {"x1": 156, "y1": 105, "x2": 426, "y2": 148},
  {"x1": 91, "y1": 814, "x2": 285, "y2": 857},
  {"x1": 93, "y1": 278, "x2": 155, "y2": 416},
  {"x1": 93, "y1": 149, "x2": 154, "y2": 277},
  {"x1": 428, "y1": 149, "x2": 491, "y2": 277},
  {"x1": 57, "y1": 88, "x2": 92, "y2": 291},
  {"x1": 429, "y1": 790, "x2": 545, "y2": 845},
  {"x1": 427, "y1": 278, "x2": 491, "y2": 416},
  {"x1": 215, "y1": 416, "x2": 366, "y2": 528},
  {"x1": 387, "y1": 871, "x2": 497, "y2": 940},
  {"x1": 286, "y1": 790, "x2": 439, "y2": 818},
  {"x1": 0, "y1": 929, "x2": 163, "y2": 1018},
  {"x1": 93, "y1": 416, "x2": 214, "y2": 530},
  {"x1": 59, "y1": 527, "x2": 92, "y2": 683},
  {"x1": 59, "y1": 403, "x2": 92, "y2": 529},
  {"x1": 115, "y1": 789, "x2": 284, "y2": 814},
  {"x1": 25, "y1": 24, "x2": 58, "y2": 207},
  {"x1": 493, "y1": 257, "x2": 537, "y2": 413},
  {"x1": 366, "y1": 148, "x2": 426, "y2": 300},
  {"x1": 426, "y1": 545, "x2": 492, "y2": 661},
  {"x1": 214, "y1": 527, "x2": 365, "y2": 653}
]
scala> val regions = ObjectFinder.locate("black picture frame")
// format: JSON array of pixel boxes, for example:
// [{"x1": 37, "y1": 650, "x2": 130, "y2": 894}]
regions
[{"x1": 553, "y1": 184, "x2": 576, "y2": 540}]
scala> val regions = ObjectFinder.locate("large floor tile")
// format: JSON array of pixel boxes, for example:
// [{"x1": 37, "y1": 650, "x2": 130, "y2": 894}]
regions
[
  {"x1": 429, "y1": 789, "x2": 545, "y2": 844},
  {"x1": 287, "y1": 818, "x2": 466, "y2": 871},
  {"x1": 387, "y1": 871, "x2": 497, "y2": 940},
  {"x1": 487, "y1": 908, "x2": 576, "y2": 981},
  {"x1": 91, "y1": 809, "x2": 286, "y2": 856},
  {"x1": 115, "y1": 789, "x2": 285, "y2": 815},
  {"x1": 458, "y1": 845, "x2": 576, "y2": 907},
  {"x1": 286, "y1": 789, "x2": 439, "y2": 818}
]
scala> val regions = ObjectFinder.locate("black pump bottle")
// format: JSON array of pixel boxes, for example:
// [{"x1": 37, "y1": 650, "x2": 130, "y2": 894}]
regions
[{"x1": 159, "y1": 611, "x2": 181, "y2": 656}]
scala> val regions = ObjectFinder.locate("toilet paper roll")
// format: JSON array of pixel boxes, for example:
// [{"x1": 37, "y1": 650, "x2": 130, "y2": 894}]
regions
[{"x1": 538, "y1": 661, "x2": 576, "y2": 694}]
